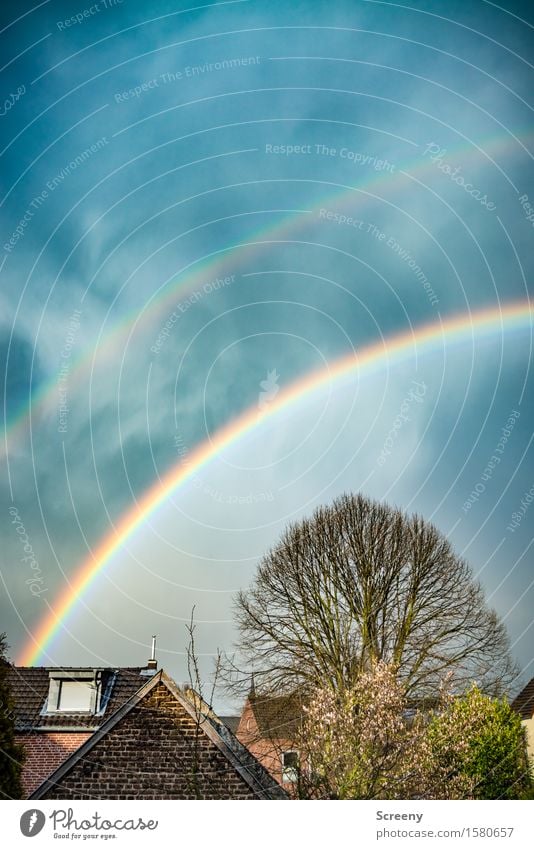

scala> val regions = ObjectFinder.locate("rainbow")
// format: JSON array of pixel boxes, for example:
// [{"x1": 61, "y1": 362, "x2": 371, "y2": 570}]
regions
[
  {"x1": 19, "y1": 298, "x2": 532, "y2": 666},
  {"x1": 3, "y1": 129, "x2": 529, "y2": 461}
]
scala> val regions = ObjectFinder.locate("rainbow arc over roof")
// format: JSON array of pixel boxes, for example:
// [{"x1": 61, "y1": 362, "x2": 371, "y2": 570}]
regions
[
  {"x1": 3, "y1": 130, "x2": 530, "y2": 460},
  {"x1": 19, "y1": 298, "x2": 532, "y2": 666}
]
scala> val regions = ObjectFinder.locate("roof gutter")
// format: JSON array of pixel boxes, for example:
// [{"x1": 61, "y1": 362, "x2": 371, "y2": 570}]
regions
[{"x1": 16, "y1": 726, "x2": 99, "y2": 732}]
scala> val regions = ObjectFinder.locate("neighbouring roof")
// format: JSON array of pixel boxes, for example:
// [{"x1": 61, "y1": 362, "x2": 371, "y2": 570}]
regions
[
  {"x1": 219, "y1": 715, "x2": 240, "y2": 734},
  {"x1": 511, "y1": 677, "x2": 534, "y2": 720},
  {"x1": 248, "y1": 692, "x2": 303, "y2": 739},
  {"x1": 30, "y1": 671, "x2": 287, "y2": 800},
  {"x1": 6, "y1": 666, "x2": 148, "y2": 730}
]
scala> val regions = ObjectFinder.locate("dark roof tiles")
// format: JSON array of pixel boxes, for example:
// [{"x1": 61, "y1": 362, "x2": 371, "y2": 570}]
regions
[
  {"x1": 248, "y1": 692, "x2": 303, "y2": 739},
  {"x1": 7, "y1": 666, "x2": 147, "y2": 730},
  {"x1": 511, "y1": 677, "x2": 534, "y2": 720},
  {"x1": 219, "y1": 715, "x2": 240, "y2": 734}
]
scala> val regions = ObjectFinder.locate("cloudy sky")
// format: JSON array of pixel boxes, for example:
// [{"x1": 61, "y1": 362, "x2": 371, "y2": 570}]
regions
[{"x1": 1, "y1": 0, "x2": 533, "y2": 709}]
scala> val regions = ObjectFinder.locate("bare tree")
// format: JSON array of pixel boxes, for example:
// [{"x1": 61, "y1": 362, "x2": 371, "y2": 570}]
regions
[{"x1": 230, "y1": 493, "x2": 517, "y2": 699}]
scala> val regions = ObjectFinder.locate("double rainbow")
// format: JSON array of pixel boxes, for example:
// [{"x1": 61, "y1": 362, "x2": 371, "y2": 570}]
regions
[{"x1": 18, "y1": 298, "x2": 532, "y2": 666}]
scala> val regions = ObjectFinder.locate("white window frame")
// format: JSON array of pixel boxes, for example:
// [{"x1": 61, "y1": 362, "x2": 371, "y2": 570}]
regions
[{"x1": 45, "y1": 670, "x2": 101, "y2": 714}]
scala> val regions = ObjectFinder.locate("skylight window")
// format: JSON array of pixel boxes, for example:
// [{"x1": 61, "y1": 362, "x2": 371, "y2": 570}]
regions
[
  {"x1": 45, "y1": 670, "x2": 102, "y2": 714},
  {"x1": 57, "y1": 680, "x2": 93, "y2": 712}
]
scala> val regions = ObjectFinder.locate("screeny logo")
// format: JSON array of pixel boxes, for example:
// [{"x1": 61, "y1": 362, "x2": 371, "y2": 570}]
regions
[{"x1": 20, "y1": 809, "x2": 46, "y2": 837}]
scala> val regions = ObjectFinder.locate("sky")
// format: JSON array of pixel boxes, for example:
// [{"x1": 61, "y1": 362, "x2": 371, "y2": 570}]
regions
[{"x1": 0, "y1": 0, "x2": 533, "y2": 711}]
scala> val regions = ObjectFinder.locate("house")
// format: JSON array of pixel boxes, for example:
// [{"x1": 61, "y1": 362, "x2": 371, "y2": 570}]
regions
[
  {"x1": 511, "y1": 677, "x2": 534, "y2": 760},
  {"x1": 7, "y1": 662, "x2": 286, "y2": 800},
  {"x1": 235, "y1": 685, "x2": 302, "y2": 788},
  {"x1": 7, "y1": 664, "x2": 150, "y2": 797}
]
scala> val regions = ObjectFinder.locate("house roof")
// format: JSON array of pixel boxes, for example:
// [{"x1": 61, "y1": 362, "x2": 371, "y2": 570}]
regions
[
  {"x1": 30, "y1": 670, "x2": 287, "y2": 800},
  {"x1": 511, "y1": 677, "x2": 534, "y2": 720},
  {"x1": 248, "y1": 692, "x2": 303, "y2": 739},
  {"x1": 7, "y1": 666, "x2": 149, "y2": 730},
  {"x1": 219, "y1": 715, "x2": 240, "y2": 734}
]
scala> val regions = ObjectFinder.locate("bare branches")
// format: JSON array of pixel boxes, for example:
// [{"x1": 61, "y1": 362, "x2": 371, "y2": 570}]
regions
[
  {"x1": 184, "y1": 608, "x2": 222, "y2": 798},
  {"x1": 230, "y1": 493, "x2": 517, "y2": 698}
]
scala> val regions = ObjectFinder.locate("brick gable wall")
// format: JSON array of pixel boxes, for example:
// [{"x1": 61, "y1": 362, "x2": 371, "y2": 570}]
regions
[{"x1": 41, "y1": 682, "x2": 258, "y2": 799}]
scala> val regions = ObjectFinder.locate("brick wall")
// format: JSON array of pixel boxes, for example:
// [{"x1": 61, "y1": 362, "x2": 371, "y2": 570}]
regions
[
  {"x1": 16, "y1": 731, "x2": 91, "y2": 798},
  {"x1": 41, "y1": 682, "x2": 259, "y2": 799}
]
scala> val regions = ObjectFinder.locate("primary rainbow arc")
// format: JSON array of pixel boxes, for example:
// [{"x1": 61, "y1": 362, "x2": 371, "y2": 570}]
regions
[{"x1": 19, "y1": 298, "x2": 532, "y2": 666}]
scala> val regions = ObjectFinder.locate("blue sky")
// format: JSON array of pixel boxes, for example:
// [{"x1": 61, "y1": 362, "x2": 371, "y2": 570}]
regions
[{"x1": 0, "y1": 0, "x2": 533, "y2": 709}]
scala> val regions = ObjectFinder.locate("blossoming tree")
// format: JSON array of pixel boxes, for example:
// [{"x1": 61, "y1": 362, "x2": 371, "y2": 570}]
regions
[{"x1": 294, "y1": 663, "x2": 530, "y2": 800}]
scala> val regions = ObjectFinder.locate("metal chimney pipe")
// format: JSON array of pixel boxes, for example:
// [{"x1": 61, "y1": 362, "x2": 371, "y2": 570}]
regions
[{"x1": 147, "y1": 635, "x2": 157, "y2": 670}]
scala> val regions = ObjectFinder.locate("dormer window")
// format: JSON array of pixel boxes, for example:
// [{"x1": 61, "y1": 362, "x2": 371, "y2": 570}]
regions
[{"x1": 46, "y1": 670, "x2": 102, "y2": 714}]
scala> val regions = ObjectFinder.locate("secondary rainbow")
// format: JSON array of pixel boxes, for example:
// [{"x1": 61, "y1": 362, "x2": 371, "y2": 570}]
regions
[
  {"x1": 4, "y1": 129, "x2": 529, "y2": 461},
  {"x1": 19, "y1": 298, "x2": 532, "y2": 666}
]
